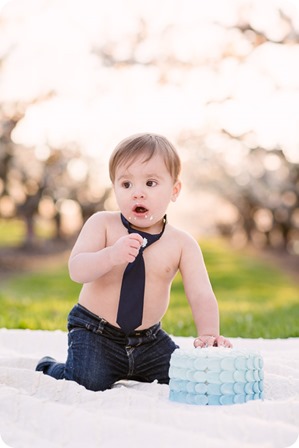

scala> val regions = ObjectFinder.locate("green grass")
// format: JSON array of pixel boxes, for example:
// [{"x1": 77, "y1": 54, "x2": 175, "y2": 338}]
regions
[
  {"x1": 0, "y1": 219, "x2": 27, "y2": 246},
  {"x1": 165, "y1": 239, "x2": 299, "y2": 338},
  {"x1": 0, "y1": 238, "x2": 298, "y2": 338},
  {"x1": 0, "y1": 266, "x2": 80, "y2": 330},
  {"x1": 0, "y1": 218, "x2": 55, "y2": 246}
]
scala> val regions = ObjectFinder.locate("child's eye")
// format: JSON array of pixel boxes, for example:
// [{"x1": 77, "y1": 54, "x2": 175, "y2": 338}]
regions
[
  {"x1": 122, "y1": 181, "x2": 132, "y2": 189},
  {"x1": 146, "y1": 180, "x2": 157, "y2": 187}
]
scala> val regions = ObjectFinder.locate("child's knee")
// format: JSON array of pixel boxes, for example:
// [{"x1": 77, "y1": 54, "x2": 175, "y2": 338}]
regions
[
  {"x1": 79, "y1": 376, "x2": 112, "y2": 392},
  {"x1": 65, "y1": 367, "x2": 113, "y2": 391}
]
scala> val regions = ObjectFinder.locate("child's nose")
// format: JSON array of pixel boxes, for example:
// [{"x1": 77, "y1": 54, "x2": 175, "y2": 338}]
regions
[{"x1": 132, "y1": 189, "x2": 145, "y2": 199}]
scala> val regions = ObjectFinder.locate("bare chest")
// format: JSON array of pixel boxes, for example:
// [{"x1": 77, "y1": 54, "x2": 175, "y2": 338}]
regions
[
  {"x1": 106, "y1": 223, "x2": 181, "y2": 281},
  {"x1": 142, "y1": 241, "x2": 180, "y2": 283}
]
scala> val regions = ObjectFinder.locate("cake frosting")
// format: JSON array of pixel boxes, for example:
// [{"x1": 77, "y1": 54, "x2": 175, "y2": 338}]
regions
[{"x1": 169, "y1": 347, "x2": 264, "y2": 405}]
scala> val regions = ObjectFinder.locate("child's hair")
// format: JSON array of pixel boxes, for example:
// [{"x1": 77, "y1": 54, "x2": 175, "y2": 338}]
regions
[{"x1": 109, "y1": 133, "x2": 181, "y2": 183}]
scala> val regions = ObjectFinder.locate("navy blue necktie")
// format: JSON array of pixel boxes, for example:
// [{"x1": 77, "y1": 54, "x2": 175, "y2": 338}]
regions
[{"x1": 116, "y1": 213, "x2": 167, "y2": 334}]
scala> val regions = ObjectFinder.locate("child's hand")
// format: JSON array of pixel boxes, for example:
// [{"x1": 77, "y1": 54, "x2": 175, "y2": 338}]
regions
[
  {"x1": 194, "y1": 335, "x2": 233, "y2": 349},
  {"x1": 110, "y1": 233, "x2": 144, "y2": 265}
]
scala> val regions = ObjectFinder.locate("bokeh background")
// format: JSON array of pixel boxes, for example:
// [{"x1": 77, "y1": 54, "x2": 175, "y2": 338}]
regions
[{"x1": 0, "y1": 0, "x2": 298, "y2": 337}]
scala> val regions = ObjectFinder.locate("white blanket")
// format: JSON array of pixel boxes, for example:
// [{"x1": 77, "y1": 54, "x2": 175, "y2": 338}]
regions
[{"x1": 0, "y1": 329, "x2": 298, "y2": 448}]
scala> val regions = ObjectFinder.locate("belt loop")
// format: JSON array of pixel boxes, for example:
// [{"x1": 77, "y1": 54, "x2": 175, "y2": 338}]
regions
[
  {"x1": 153, "y1": 322, "x2": 161, "y2": 336},
  {"x1": 97, "y1": 318, "x2": 106, "y2": 334}
]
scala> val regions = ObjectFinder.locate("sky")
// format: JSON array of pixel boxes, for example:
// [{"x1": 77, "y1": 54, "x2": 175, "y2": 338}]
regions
[{"x1": 0, "y1": 0, "x2": 299, "y2": 168}]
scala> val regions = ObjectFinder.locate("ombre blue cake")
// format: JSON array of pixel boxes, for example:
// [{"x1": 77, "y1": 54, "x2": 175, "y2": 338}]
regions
[{"x1": 169, "y1": 347, "x2": 264, "y2": 405}]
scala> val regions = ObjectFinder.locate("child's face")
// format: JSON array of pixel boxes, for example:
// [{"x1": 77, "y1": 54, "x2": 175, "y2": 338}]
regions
[{"x1": 113, "y1": 152, "x2": 181, "y2": 229}]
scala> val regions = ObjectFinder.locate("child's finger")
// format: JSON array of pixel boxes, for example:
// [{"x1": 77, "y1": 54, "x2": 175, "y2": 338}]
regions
[
  {"x1": 129, "y1": 233, "x2": 144, "y2": 245},
  {"x1": 225, "y1": 339, "x2": 233, "y2": 348},
  {"x1": 194, "y1": 338, "x2": 204, "y2": 348},
  {"x1": 194, "y1": 336, "x2": 216, "y2": 348},
  {"x1": 214, "y1": 336, "x2": 233, "y2": 348},
  {"x1": 214, "y1": 335, "x2": 225, "y2": 346}
]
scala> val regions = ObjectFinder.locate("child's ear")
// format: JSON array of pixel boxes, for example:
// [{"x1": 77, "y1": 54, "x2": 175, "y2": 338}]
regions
[{"x1": 171, "y1": 180, "x2": 181, "y2": 202}]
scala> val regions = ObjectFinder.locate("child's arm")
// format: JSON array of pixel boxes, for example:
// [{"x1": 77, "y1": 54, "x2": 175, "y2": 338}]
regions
[
  {"x1": 179, "y1": 233, "x2": 232, "y2": 348},
  {"x1": 68, "y1": 213, "x2": 143, "y2": 284}
]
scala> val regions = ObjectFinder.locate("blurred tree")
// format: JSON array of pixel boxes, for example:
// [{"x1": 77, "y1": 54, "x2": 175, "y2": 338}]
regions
[
  {"x1": 0, "y1": 113, "x2": 21, "y2": 220},
  {"x1": 181, "y1": 131, "x2": 299, "y2": 253},
  {"x1": 0, "y1": 109, "x2": 110, "y2": 247}
]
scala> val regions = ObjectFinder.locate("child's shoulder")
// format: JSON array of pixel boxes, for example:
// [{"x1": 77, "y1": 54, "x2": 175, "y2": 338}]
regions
[
  {"x1": 167, "y1": 224, "x2": 199, "y2": 246},
  {"x1": 84, "y1": 210, "x2": 120, "y2": 227}
]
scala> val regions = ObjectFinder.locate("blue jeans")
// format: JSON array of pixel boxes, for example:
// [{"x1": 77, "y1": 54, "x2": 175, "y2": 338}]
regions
[{"x1": 44, "y1": 304, "x2": 179, "y2": 391}]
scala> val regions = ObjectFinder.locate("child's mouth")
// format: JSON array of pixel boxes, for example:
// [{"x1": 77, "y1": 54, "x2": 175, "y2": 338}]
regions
[{"x1": 133, "y1": 205, "x2": 148, "y2": 215}]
